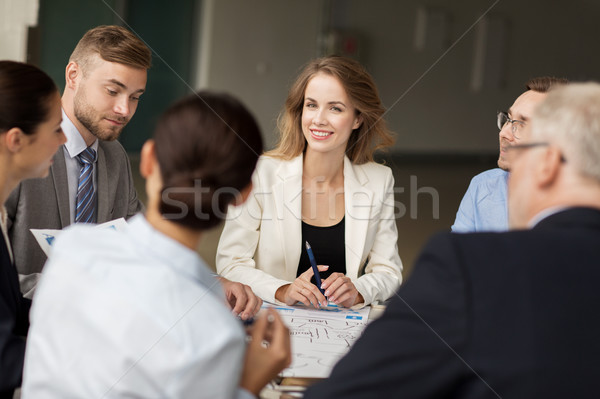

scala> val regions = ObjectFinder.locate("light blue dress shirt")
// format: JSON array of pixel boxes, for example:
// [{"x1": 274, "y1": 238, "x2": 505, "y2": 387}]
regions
[
  {"x1": 451, "y1": 168, "x2": 509, "y2": 232},
  {"x1": 22, "y1": 215, "x2": 254, "y2": 399}
]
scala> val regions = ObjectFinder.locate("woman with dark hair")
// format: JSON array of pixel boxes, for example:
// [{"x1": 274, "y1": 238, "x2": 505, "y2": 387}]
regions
[
  {"x1": 217, "y1": 56, "x2": 403, "y2": 309},
  {"x1": 22, "y1": 91, "x2": 290, "y2": 398},
  {"x1": 0, "y1": 60, "x2": 66, "y2": 398}
]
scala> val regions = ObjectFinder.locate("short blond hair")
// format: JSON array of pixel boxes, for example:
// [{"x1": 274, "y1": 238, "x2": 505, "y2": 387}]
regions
[
  {"x1": 268, "y1": 56, "x2": 393, "y2": 164},
  {"x1": 69, "y1": 25, "x2": 152, "y2": 73}
]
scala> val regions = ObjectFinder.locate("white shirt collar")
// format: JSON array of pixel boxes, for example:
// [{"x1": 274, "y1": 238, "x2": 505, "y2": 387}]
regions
[{"x1": 61, "y1": 109, "x2": 99, "y2": 158}]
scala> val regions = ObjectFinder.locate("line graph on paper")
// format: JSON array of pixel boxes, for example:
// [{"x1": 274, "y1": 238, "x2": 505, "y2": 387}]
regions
[{"x1": 265, "y1": 304, "x2": 371, "y2": 378}]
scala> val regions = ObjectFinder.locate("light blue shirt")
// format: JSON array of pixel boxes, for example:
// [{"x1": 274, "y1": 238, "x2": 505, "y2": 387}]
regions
[
  {"x1": 23, "y1": 215, "x2": 254, "y2": 399},
  {"x1": 451, "y1": 168, "x2": 509, "y2": 232},
  {"x1": 61, "y1": 109, "x2": 99, "y2": 223}
]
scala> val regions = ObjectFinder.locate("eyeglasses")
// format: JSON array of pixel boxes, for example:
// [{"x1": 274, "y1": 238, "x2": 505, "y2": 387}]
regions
[{"x1": 497, "y1": 111, "x2": 525, "y2": 138}]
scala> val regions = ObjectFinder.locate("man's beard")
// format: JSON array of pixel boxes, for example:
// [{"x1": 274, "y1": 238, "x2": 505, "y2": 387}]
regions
[{"x1": 73, "y1": 88, "x2": 129, "y2": 141}]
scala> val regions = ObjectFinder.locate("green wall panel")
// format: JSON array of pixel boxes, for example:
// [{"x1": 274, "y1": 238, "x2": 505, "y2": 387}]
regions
[{"x1": 38, "y1": 0, "x2": 197, "y2": 152}]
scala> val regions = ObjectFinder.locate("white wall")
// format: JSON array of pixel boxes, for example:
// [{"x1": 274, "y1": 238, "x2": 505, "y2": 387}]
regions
[
  {"x1": 341, "y1": 0, "x2": 600, "y2": 153},
  {"x1": 195, "y1": 0, "x2": 323, "y2": 149},
  {"x1": 196, "y1": 0, "x2": 600, "y2": 154},
  {"x1": 0, "y1": 0, "x2": 38, "y2": 61}
]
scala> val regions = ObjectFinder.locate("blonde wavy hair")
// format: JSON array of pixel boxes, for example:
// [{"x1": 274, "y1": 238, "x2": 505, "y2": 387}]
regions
[{"x1": 267, "y1": 56, "x2": 393, "y2": 164}]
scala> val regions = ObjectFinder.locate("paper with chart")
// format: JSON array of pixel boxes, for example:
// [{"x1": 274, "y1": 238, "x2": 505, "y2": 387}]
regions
[
  {"x1": 266, "y1": 303, "x2": 370, "y2": 378},
  {"x1": 30, "y1": 218, "x2": 128, "y2": 256}
]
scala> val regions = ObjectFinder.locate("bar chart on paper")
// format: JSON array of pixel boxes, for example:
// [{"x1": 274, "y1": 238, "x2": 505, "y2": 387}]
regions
[{"x1": 265, "y1": 303, "x2": 370, "y2": 378}]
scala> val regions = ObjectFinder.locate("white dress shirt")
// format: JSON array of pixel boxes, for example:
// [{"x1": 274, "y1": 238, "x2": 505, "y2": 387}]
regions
[
  {"x1": 61, "y1": 109, "x2": 99, "y2": 223},
  {"x1": 22, "y1": 215, "x2": 254, "y2": 399}
]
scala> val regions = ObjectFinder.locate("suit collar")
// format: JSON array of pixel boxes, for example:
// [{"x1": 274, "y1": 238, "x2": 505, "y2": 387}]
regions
[
  {"x1": 273, "y1": 155, "x2": 303, "y2": 276},
  {"x1": 533, "y1": 207, "x2": 600, "y2": 231},
  {"x1": 271, "y1": 154, "x2": 374, "y2": 276},
  {"x1": 96, "y1": 144, "x2": 110, "y2": 223},
  {"x1": 343, "y1": 158, "x2": 373, "y2": 274},
  {"x1": 51, "y1": 147, "x2": 70, "y2": 227}
]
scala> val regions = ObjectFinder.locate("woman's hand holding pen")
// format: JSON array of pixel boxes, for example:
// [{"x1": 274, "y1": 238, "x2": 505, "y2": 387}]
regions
[
  {"x1": 275, "y1": 265, "x2": 329, "y2": 308},
  {"x1": 321, "y1": 273, "x2": 364, "y2": 308}
]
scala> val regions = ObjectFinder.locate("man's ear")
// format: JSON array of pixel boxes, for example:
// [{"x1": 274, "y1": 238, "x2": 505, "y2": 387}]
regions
[
  {"x1": 3, "y1": 127, "x2": 27, "y2": 153},
  {"x1": 65, "y1": 61, "x2": 80, "y2": 90},
  {"x1": 537, "y1": 146, "x2": 563, "y2": 188},
  {"x1": 139, "y1": 139, "x2": 156, "y2": 179},
  {"x1": 233, "y1": 183, "x2": 253, "y2": 206}
]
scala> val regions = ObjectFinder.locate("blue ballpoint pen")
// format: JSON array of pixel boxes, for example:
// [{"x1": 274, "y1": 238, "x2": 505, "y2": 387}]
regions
[{"x1": 305, "y1": 241, "x2": 325, "y2": 295}]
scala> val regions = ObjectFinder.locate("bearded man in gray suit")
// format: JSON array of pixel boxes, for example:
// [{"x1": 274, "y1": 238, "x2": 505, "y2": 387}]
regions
[
  {"x1": 6, "y1": 27, "x2": 264, "y2": 320},
  {"x1": 5, "y1": 25, "x2": 149, "y2": 298}
]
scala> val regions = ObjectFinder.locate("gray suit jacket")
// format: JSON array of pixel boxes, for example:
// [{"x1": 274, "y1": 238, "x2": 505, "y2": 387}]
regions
[{"x1": 5, "y1": 140, "x2": 144, "y2": 297}]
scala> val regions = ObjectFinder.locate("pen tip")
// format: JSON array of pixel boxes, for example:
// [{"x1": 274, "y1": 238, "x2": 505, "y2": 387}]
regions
[{"x1": 305, "y1": 241, "x2": 311, "y2": 249}]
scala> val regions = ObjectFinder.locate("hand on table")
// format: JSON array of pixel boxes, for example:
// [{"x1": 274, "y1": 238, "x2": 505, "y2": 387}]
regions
[
  {"x1": 321, "y1": 273, "x2": 364, "y2": 308},
  {"x1": 275, "y1": 265, "x2": 329, "y2": 308},
  {"x1": 218, "y1": 277, "x2": 262, "y2": 320},
  {"x1": 240, "y1": 308, "x2": 291, "y2": 396}
]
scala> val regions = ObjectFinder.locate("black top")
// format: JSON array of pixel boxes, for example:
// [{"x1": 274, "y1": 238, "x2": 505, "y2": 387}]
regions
[
  {"x1": 0, "y1": 230, "x2": 31, "y2": 398},
  {"x1": 297, "y1": 217, "x2": 346, "y2": 284}
]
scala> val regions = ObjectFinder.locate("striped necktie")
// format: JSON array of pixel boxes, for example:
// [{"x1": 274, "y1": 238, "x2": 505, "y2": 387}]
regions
[{"x1": 75, "y1": 147, "x2": 97, "y2": 223}]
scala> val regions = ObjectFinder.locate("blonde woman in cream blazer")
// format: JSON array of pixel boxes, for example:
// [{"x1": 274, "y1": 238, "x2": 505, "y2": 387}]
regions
[
  {"x1": 217, "y1": 56, "x2": 403, "y2": 309},
  {"x1": 217, "y1": 154, "x2": 402, "y2": 308}
]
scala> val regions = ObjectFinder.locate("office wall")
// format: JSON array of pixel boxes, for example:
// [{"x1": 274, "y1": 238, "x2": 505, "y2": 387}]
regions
[
  {"x1": 198, "y1": 0, "x2": 600, "y2": 155},
  {"x1": 6, "y1": 0, "x2": 600, "y2": 154},
  {"x1": 0, "y1": 0, "x2": 38, "y2": 61},
  {"x1": 195, "y1": 0, "x2": 323, "y2": 150}
]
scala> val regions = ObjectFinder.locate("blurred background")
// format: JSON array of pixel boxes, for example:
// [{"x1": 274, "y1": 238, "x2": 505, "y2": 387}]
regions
[{"x1": 3, "y1": 0, "x2": 600, "y2": 276}]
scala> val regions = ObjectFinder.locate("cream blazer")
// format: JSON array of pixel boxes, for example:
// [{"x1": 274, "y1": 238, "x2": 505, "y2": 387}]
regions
[{"x1": 216, "y1": 155, "x2": 402, "y2": 308}]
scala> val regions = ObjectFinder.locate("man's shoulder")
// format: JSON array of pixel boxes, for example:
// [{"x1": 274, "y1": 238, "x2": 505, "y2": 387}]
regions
[
  {"x1": 466, "y1": 168, "x2": 508, "y2": 198},
  {"x1": 98, "y1": 140, "x2": 134, "y2": 175},
  {"x1": 471, "y1": 168, "x2": 508, "y2": 184},
  {"x1": 430, "y1": 229, "x2": 522, "y2": 255},
  {"x1": 99, "y1": 139, "x2": 128, "y2": 157}
]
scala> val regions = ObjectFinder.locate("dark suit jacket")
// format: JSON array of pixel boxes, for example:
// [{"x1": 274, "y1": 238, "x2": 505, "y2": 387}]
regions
[
  {"x1": 305, "y1": 208, "x2": 600, "y2": 399},
  {"x1": 5, "y1": 140, "x2": 143, "y2": 297},
  {"x1": 0, "y1": 232, "x2": 31, "y2": 398}
]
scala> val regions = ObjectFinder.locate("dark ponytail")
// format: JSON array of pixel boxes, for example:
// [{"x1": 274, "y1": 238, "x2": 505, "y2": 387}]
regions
[
  {"x1": 0, "y1": 60, "x2": 58, "y2": 135},
  {"x1": 155, "y1": 91, "x2": 263, "y2": 230}
]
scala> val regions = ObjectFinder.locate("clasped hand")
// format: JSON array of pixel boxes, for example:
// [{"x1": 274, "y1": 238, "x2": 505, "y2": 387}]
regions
[{"x1": 276, "y1": 266, "x2": 363, "y2": 308}]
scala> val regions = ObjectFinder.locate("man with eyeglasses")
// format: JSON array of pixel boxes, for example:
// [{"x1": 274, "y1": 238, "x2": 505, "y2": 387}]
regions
[
  {"x1": 451, "y1": 77, "x2": 568, "y2": 232},
  {"x1": 304, "y1": 81, "x2": 600, "y2": 399}
]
